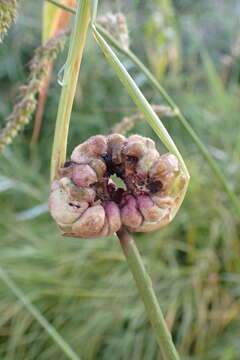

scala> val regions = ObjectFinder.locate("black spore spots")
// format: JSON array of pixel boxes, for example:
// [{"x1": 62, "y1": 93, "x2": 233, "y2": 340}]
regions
[
  {"x1": 64, "y1": 161, "x2": 76, "y2": 168},
  {"x1": 69, "y1": 202, "x2": 81, "y2": 208},
  {"x1": 102, "y1": 153, "x2": 125, "y2": 178},
  {"x1": 126, "y1": 156, "x2": 138, "y2": 163},
  {"x1": 148, "y1": 180, "x2": 163, "y2": 193},
  {"x1": 102, "y1": 153, "x2": 115, "y2": 175}
]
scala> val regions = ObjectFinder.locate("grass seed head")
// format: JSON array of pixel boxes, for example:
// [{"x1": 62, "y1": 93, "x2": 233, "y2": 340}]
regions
[
  {"x1": 0, "y1": 29, "x2": 69, "y2": 150},
  {"x1": 0, "y1": 0, "x2": 18, "y2": 42}
]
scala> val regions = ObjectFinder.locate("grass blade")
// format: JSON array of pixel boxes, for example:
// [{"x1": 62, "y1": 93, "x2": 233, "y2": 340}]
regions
[
  {"x1": 0, "y1": 267, "x2": 81, "y2": 360},
  {"x1": 31, "y1": 0, "x2": 76, "y2": 143},
  {"x1": 50, "y1": 0, "x2": 91, "y2": 180}
]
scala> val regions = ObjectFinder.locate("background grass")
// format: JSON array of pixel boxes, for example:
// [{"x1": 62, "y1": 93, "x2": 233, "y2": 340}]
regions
[{"x1": 0, "y1": 0, "x2": 240, "y2": 359}]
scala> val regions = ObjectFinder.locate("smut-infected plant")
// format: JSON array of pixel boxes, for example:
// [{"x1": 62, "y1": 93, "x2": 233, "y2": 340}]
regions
[{"x1": 49, "y1": 134, "x2": 187, "y2": 238}]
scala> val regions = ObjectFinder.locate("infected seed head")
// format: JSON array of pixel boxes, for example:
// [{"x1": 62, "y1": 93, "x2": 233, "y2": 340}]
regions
[{"x1": 49, "y1": 134, "x2": 187, "y2": 238}]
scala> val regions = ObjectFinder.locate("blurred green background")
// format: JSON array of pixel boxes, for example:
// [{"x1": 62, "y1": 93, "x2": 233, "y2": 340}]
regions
[{"x1": 0, "y1": 0, "x2": 240, "y2": 359}]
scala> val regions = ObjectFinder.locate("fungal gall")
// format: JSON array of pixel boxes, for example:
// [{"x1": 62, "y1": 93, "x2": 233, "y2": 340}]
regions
[{"x1": 49, "y1": 134, "x2": 187, "y2": 238}]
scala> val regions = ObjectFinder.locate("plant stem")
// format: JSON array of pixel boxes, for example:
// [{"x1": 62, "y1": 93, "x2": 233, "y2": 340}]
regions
[
  {"x1": 45, "y1": 0, "x2": 75, "y2": 14},
  {"x1": 0, "y1": 267, "x2": 81, "y2": 360},
  {"x1": 117, "y1": 229, "x2": 180, "y2": 360},
  {"x1": 92, "y1": 25, "x2": 189, "y2": 218},
  {"x1": 50, "y1": 0, "x2": 91, "y2": 180},
  {"x1": 91, "y1": 0, "x2": 98, "y2": 24},
  {"x1": 92, "y1": 26, "x2": 188, "y2": 175},
  {"x1": 95, "y1": 24, "x2": 240, "y2": 217}
]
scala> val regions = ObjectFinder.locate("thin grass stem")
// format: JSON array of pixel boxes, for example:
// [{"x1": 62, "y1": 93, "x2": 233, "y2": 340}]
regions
[
  {"x1": 92, "y1": 26, "x2": 188, "y2": 174},
  {"x1": 117, "y1": 229, "x2": 180, "y2": 360},
  {"x1": 45, "y1": 0, "x2": 75, "y2": 14},
  {"x1": 50, "y1": 0, "x2": 91, "y2": 180},
  {"x1": 95, "y1": 24, "x2": 240, "y2": 217},
  {"x1": 0, "y1": 267, "x2": 81, "y2": 360},
  {"x1": 91, "y1": 0, "x2": 98, "y2": 24},
  {"x1": 92, "y1": 25, "x2": 189, "y2": 217}
]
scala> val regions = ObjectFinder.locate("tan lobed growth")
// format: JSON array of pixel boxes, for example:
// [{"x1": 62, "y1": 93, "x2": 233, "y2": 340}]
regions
[{"x1": 49, "y1": 134, "x2": 187, "y2": 238}]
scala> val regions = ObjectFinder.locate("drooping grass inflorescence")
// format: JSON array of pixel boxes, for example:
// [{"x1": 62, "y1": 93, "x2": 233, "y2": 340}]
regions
[
  {"x1": 0, "y1": 29, "x2": 69, "y2": 150},
  {"x1": 97, "y1": 12, "x2": 129, "y2": 50},
  {"x1": 0, "y1": 0, "x2": 18, "y2": 42},
  {"x1": 111, "y1": 105, "x2": 177, "y2": 135}
]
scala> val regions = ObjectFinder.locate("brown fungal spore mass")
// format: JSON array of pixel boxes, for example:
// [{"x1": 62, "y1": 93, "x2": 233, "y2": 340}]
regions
[{"x1": 49, "y1": 134, "x2": 187, "y2": 238}]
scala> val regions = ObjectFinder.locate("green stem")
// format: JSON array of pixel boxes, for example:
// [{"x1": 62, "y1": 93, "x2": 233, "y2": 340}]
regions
[
  {"x1": 50, "y1": 0, "x2": 91, "y2": 180},
  {"x1": 45, "y1": 0, "x2": 75, "y2": 14},
  {"x1": 92, "y1": 26, "x2": 188, "y2": 175},
  {"x1": 0, "y1": 267, "x2": 81, "y2": 360},
  {"x1": 117, "y1": 229, "x2": 180, "y2": 360},
  {"x1": 92, "y1": 24, "x2": 189, "y2": 218},
  {"x1": 96, "y1": 24, "x2": 240, "y2": 217},
  {"x1": 91, "y1": 0, "x2": 99, "y2": 24}
]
